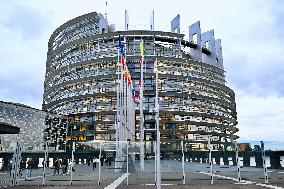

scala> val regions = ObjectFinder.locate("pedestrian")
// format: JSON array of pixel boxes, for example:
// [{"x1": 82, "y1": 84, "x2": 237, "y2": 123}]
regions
[
  {"x1": 20, "y1": 160, "x2": 25, "y2": 177},
  {"x1": 87, "y1": 156, "x2": 91, "y2": 166},
  {"x1": 26, "y1": 159, "x2": 33, "y2": 179},
  {"x1": 100, "y1": 156, "x2": 104, "y2": 167},
  {"x1": 62, "y1": 158, "x2": 68, "y2": 175},
  {"x1": 8, "y1": 159, "x2": 12, "y2": 177},
  {"x1": 108, "y1": 156, "x2": 112, "y2": 166},
  {"x1": 42, "y1": 160, "x2": 45, "y2": 170},
  {"x1": 92, "y1": 157, "x2": 97, "y2": 170},
  {"x1": 67, "y1": 160, "x2": 75, "y2": 175},
  {"x1": 53, "y1": 158, "x2": 60, "y2": 175}
]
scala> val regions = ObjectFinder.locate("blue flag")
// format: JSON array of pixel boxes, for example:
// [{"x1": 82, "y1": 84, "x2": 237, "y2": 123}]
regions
[{"x1": 118, "y1": 34, "x2": 125, "y2": 56}]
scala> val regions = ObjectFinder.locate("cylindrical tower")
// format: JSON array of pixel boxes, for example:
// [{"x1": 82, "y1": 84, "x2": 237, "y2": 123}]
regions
[{"x1": 43, "y1": 12, "x2": 238, "y2": 151}]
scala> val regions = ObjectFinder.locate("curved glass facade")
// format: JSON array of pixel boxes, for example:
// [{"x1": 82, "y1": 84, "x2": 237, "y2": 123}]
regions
[{"x1": 43, "y1": 12, "x2": 238, "y2": 151}]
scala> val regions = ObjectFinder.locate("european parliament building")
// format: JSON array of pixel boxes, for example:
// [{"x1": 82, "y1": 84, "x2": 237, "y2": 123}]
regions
[{"x1": 42, "y1": 12, "x2": 238, "y2": 151}]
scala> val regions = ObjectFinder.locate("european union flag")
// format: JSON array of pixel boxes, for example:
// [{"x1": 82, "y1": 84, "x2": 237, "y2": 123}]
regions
[{"x1": 118, "y1": 34, "x2": 125, "y2": 56}]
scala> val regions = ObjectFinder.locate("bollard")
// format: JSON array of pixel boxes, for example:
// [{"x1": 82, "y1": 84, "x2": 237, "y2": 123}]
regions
[
  {"x1": 98, "y1": 141, "x2": 102, "y2": 186},
  {"x1": 70, "y1": 142, "x2": 75, "y2": 185},
  {"x1": 261, "y1": 141, "x2": 269, "y2": 183},
  {"x1": 10, "y1": 142, "x2": 20, "y2": 186},
  {"x1": 127, "y1": 141, "x2": 129, "y2": 185},
  {"x1": 208, "y1": 135, "x2": 213, "y2": 184},
  {"x1": 235, "y1": 141, "x2": 241, "y2": 183},
  {"x1": 43, "y1": 141, "x2": 48, "y2": 185},
  {"x1": 181, "y1": 141, "x2": 185, "y2": 184},
  {"x1": 154, "y1": 141, "x2": 157, "y2": 184},
  {"x1": 15, "y1": 143, "x2": 21, "y2": 186}
]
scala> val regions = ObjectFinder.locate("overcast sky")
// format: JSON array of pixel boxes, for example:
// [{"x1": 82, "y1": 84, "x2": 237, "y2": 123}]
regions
[{"x1": 1, "y1": 0, "x2": 284, "y2": 149}]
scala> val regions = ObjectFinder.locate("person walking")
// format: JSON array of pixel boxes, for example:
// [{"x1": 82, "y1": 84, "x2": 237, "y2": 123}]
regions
[
  {"x1": 67, "y1": 159, "x2": 75, "y2": 175},
  {"x1": 100, "y1": 156, "x2": 104, "y2": 167},
  {"x1": 87, "y1": 156, "x2": 91, "y2": 166},
  {"x1": 19, "y1": 160, "x2": 25, "y2": 177},
  {"x1": 8, "y1": 159, "x2": 12, "y2": 177},
  {"x1": 53, "y1": 158, "x2": 60, "y2": 175},
  {"x1": 92, "y1": 157, "x2": 98, "y2": 170},
  {"x1": 108, "y1": 156, "x2": 112, "y2": 166},
  {"x1": 62, "y1": 158, "x2": 68, "y2": 175},
  {"x1": 26, "y1": 159, "x2": 33, "y2": 179}
]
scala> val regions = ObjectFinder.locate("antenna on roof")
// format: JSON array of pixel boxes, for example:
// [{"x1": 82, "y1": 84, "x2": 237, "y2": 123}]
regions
[
  {"x1": 125, "y1": 10, "x2": 129, "y2": 31},
  {"x1": 150, "y1": 10, "x2": 154, "y2": 31},
  {"x1": 105, "y1": 1, "x2": 108, "y2": 20}
]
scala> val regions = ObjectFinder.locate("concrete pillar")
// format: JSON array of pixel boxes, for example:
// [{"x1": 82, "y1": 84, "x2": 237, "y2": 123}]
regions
[
  {"x1": 212, "y1": 158, "x2": 216, "y2": 165},
  {"x1": 250, "y1": 157, "x2": 256, "y2": 166},
  {"x1": 220, "y1": 157, "x2": 224, "y2": 165},
  {"x1": 265, "y1": 156, "x2": 271, "y2": 168},
  {"x1": 228, "y1": 157, "x2": 233, "y2": 166},
  {"x1": 239, "y1": 157, "x2": 243, "y2": 167},
  {"x1": 280, "y1": 156, "x2": 284, "y2": 168}
]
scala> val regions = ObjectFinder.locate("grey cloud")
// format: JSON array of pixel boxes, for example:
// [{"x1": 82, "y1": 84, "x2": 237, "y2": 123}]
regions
[
  {"x1": 226, "y1": 52, "x2": 284, "y2": 95},
  {"x1": 3, "y1": 5, "x2": 50, "y2": 40},
  {"x1": 0, "y1": 75, "x2": 44, "y2": 109}
]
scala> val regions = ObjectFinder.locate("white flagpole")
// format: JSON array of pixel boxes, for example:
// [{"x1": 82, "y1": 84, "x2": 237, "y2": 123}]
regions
[
  {"x1": 121, "y1": 75, "x2": 124, "y2": 143},
  {"x1": 155, "y1": 58, "x2": 161, "y2": 189},
  {"x1": 119, "y1": 37, "x2": 124, "y2": 167},
  {"x1": 130, "y1": 85, "x2": 134, "y2": 141},
  {"x1": 124, "y1": 36, "x2": 127, "y2": 141},
  {"x1": 130, "y1": 89, "x2": 133, "y2": 141},
  {"x1": 127, "y1": 83, "x2": 130, "y2": 140},
  {"x1": 154, "y1": 141, "x2": 157, "y2": 184},
  {"x1": 115, "y1": 45, "x2": 121, "y2": 171},
  {"x1": 140, "y1": 39, "x2": 145, "y2": 172},
  {"x1": 120, "y1": 61, "x2": 123, "y2": 169},
  {"x1": 132, "y1": 92, "x2": 135, "y2": 141}
]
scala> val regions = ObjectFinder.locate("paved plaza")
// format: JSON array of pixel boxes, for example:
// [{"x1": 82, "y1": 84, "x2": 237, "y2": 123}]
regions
[{"x1": 0, "y1": 160, "x2": 284, "y2": 188}]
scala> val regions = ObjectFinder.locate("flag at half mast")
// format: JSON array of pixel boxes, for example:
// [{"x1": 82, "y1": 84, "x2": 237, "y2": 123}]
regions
[
  {"x1": 118, "y1": 34, "x2": 136, "y2": 102},
  {"x1": 139, "y1": 40, "x2": 144, "y2": 87},
  {"x1": 118, "y1": 34, "x2": 126, "y2": 68}
]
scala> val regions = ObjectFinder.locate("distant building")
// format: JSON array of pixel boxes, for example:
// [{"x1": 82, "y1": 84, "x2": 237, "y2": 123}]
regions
[
  {"x1": 253, "y1": 145, "x2": 261, "y2": 152},
  {"x1": 0, "y1": 101, "x2": 67, "y2": 151},
  {"x1": 239, "y1": 143, "x2": 252, "y2": 152},
  {"x1": 43, "y1": 12, "x2": 238, "y2": 151}
]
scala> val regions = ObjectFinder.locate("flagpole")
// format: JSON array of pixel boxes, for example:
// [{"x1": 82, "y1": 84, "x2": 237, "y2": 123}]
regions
[
  {"x1": 124, "y1": 36, "x2": 127, "y2": 141},
  {"x1": 123, "y1": 65, "x2": 126, "y2": 142},
  {"x1": 132, "y1": 94, "x2": 134, "y2": 141},
  {"x1": 127, "y1": 83, "x2": 130, "y2": 140},
  {"x1": 132, "y1": 89, "x2": 135, "y2": 141},
  {"x1": 131, "y1": 85, "x2": 134, "y2": 141},
  {"x1": 119, "y1": 35, "x2": 124, "y2": 166},
  {"x1": 115, "y1": 45, "x2": 120, "y2": 171},
  {"x1": 140, "y1": 39, "x2": 145, "y2": 172},
  {"x1": 155, "y1": 57, "x2": 161, "y2": 189}
]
